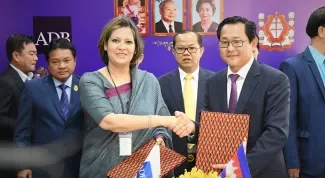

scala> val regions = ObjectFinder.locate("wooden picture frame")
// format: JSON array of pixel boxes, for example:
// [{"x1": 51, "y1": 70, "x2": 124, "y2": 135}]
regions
[
  {"x1": 152, "y1": 0, "x2": 187, "y2": 36},
  {"x1": 114, "y1": 0, "x2": 149, "y2": 36},
  {"x1": 189, "y1": 0, "x2": 224, "y2": 35}
]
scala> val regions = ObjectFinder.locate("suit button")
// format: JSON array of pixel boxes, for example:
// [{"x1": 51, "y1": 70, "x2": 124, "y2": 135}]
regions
[{"x1": 64, "y1": 125, "x2": 67, "y2": 129}]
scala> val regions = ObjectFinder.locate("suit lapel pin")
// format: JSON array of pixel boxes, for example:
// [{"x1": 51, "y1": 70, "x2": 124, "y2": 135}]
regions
[{"x1": 74, "y1": 85, "x2": 78, "y2": 91}]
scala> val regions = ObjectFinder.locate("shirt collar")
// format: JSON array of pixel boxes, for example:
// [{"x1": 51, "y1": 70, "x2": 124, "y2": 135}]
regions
[
  {"x1": 53, "y1": 75, "x2": 73, "y2": 88},
  {"x1": 10, "y1": 64, "x2": 33, "y2": 82},
  {"x1": 179, "y1": 67, "x2": 200, "y2": 81},
  {"x1": 308, "y1": 45, "x2": 325, "y2": 65},
  {"x1": 162, "y1": 20, "x2": 174, "y2": 29},
  {"x1": 227, "y1": 57, "x2": 254, "y2": 80}
]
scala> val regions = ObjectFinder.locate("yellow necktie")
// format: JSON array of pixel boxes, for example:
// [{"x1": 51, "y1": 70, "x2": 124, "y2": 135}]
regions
[{"x1": 184, "y1": 74, "x2": 196, "y2": 149}]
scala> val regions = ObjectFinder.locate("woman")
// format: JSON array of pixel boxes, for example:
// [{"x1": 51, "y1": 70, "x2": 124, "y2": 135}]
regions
[
  {"x1": 192, "y1": 0, "x2": 219, "y2": 32},
  {"x1": 79, "y1": 16, "x2": 177, "y2": 178}
]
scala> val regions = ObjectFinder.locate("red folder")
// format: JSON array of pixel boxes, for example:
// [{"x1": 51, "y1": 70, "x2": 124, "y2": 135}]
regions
[
  {"x1": 195, "y1": 111, "x2": 250, "y2": 173},
  {"x1": 107, "y1": 139, "x2": 186, "y2": 178}
]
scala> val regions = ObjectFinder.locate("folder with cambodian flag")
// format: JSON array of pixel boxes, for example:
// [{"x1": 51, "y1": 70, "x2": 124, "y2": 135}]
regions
[{"x1": 219, "y1": 141, "x2": 251, "y2": 178}]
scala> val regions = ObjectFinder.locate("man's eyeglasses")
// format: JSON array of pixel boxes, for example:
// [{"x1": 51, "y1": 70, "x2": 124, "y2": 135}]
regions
[
  {"x1": 174, "y1": 47, "x2": 200, "y2": 54},
  {"x1": 218, "y1": 40, "x2": 247, "y2": 48}
]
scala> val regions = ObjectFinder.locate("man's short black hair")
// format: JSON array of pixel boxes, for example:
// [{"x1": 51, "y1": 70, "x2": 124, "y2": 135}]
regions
[
  {"x1": 6, "y1": 34, "x2": 34, "y2": 62},
  {"x1": 45, "y1": 38, "x2": 76, "y2": 62},
  {"x1": 306, "y1": 6, "x2": 325, "y2": 38},
  {"x1": 172, "y1": 30, "x2": 203, "y2": 48},
  {"x1": 217, "y1": 16, "x2": 257, "y2": 43}
]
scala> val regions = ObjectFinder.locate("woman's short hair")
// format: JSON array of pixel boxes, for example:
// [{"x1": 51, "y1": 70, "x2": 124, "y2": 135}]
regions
[
  {"x1": 98, "y1": 16, "x2": 144, "y2": 68},
  {"x1": 196, "y1": 0, "x2": 216, "y2": 15}
]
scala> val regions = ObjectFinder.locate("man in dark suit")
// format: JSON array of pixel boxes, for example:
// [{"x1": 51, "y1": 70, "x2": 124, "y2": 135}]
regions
[
  {"x1": 279, "y1": 7, "x2": 325, "y2": 178},
  {"x1": 159, "y1": 30, "x2": 213, "y2": 176},
  {"x1": 0, "y1": 34, "x2": 37, "y2": 178},
  {"x1": 14, "y1": 38, "x2": 84, "y2": 178},
  {"x1": 155, "y1": 0, "x2": 183, "y2": 33},
  {"x1": 171, "y1": 16, "x2": 290, "y2": 178}
]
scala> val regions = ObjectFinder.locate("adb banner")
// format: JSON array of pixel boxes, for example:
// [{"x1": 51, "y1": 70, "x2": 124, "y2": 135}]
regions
[{"x1": 33, "y1": 16, "x2": 72, "y2": 54}]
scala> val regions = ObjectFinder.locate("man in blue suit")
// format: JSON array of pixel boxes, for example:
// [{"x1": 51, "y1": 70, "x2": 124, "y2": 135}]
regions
[
  {"x1": 159, "y1": 30, "x2": 213, "y2": 176},
  {"x1": 280, "y1": 6, "x2": 325, "y2": 178},
  {"x1": 14, "y1": 38, "x2": 84, "y2": 178}
]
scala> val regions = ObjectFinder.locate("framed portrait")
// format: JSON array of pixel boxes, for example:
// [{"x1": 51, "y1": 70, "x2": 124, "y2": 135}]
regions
[
  {"x1": 190, "y1": 0, "x2": 224, "y2": 35},
  {"x1": 152, "y1": 0, "x2": 187, "y2": 36},
  {"x1": 114, "y1": 0, "x2": 149, "y2": 36}
]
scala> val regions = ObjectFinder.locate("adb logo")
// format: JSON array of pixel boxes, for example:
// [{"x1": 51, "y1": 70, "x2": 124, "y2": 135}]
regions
[
  {"x1": 33, "y1": 16, "x2": 72, "y2": 54},
  {"x1": 136, "y1": 162, "x2": 153, "y2": 178}
]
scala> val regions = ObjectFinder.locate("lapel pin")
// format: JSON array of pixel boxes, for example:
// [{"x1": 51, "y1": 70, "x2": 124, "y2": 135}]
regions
[{"x1": 74, "y1": 85, "x2": 78, "y2": 91}]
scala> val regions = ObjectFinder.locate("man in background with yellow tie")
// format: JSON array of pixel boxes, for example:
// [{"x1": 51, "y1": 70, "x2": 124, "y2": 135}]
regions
[{"x1": 158, "y1": 30, "x2": 214, "y2": 177}]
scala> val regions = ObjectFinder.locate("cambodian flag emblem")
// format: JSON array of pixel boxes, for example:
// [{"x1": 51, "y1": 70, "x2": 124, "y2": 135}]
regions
[{"x1": 220, "y1": 141, "x2": 251, "y2": 178}]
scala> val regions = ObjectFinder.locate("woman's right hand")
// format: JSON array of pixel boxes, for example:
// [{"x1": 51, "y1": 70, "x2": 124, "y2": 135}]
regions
[{"x1": 171, "y1": 112, "x2": 196, "y2": 138}]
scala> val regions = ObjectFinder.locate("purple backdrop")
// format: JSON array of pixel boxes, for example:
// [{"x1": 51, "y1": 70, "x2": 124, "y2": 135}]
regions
[{"x1": 0, "y1": 0, "x2": 323, "y2": 76}]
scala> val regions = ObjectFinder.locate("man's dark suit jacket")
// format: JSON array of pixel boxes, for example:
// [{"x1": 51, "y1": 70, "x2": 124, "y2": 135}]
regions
[
  {"x1": 14, "y1": 75, "x2": 84, "y2": 178},
  {"x1": 0, "y1": 65, "x2": 25, "y2": 142},
  {"x1": 193, "y1": 60, "x2": 290, "y2": 178},
  {"x1": 0, "y1": 65, "x2": 25, "y2": 178},
  {"x1": 280, "y1": 47, "x2": 325, "y2": 177},
  {"x1": 155, "y1": 20, "x2": 183, "y2": 33},
  {"x1": 158, "y1": 68, "x2": 214, "y2": 177}
]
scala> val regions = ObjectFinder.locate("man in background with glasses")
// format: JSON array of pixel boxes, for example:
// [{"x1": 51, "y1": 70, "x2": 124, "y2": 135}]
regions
[
  {"x1": 170, "y1": 16, "x2": 290, "y2": 178},
  {"x1": 158, "y1": 30, "x2": 213, "y2": 177}
]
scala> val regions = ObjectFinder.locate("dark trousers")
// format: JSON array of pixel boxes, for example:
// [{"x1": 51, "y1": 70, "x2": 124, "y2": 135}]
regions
[
  {"x1": 0, "y1": 170, "x2": 16, "y2": 178},
  {"x1": 173, "y1": 153, "x2": 196, "y2": 177},
  {"x1": 187, "y1": 153, "x2": 196, "y2": 172},
  {"x1": 300, "y1": 166, "x2": 325, "y2": 178}
]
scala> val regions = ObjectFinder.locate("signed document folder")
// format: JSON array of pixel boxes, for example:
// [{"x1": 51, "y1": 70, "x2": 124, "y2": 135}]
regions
[
  {"x1": 195, "y1": 111, "x2": 250, "y2": 172},
  {"x1": 107, "y1": 139, "x2": 186, "y2": 178}
]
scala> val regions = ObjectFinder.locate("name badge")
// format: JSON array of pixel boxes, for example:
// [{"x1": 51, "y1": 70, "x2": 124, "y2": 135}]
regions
[{"x1": 119, "y1": 132, "x2": 132, "y2": 156}]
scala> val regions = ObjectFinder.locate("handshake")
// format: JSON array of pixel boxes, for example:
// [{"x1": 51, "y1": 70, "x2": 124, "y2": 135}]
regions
[{"x1": 164, "y1": 111, "x2": 196, "y2": 138}]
